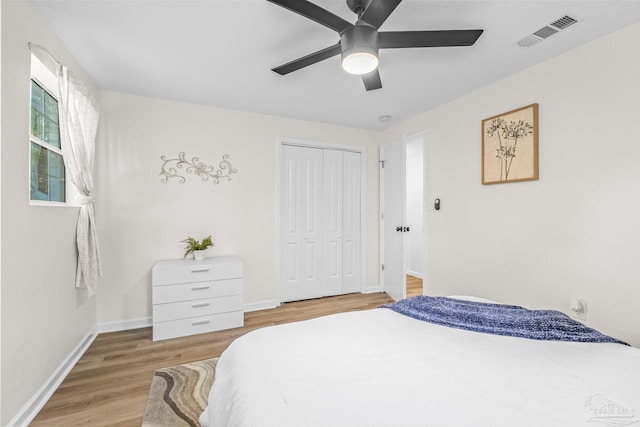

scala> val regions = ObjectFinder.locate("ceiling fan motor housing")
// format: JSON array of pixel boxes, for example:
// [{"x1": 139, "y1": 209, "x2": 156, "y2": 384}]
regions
[
  {"x1": 341, "y1": 25, "x2": 379, "y2": 74},
  {"x1": 346, "y1": 0, "x2": 372, "y2": 15}
]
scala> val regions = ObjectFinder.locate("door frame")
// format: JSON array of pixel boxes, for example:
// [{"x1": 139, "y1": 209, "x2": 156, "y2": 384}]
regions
[
  {"x1": 277, "y1": 137, "x2": 367, "y2": 304},
  {"x1": 379, "y1": 131, "x2": 426, "y2": 298}
]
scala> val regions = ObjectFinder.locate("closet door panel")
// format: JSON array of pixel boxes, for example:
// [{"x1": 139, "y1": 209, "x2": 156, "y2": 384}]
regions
[
  {"x1": 302, "y1": 151, "x2": 322, "y2": 286},
  {"x1": 282, "y1": 146, "x2": 301, "y2": 292},
  {"x1": 323, "y1": 150, "x2": 344, "y2": 295},
  {"x1": 342, "y1": 151, "x2": 361, "y2": 294},
  {"x1": 281, "y1": 145, "x2": 324, "y2": 302}
]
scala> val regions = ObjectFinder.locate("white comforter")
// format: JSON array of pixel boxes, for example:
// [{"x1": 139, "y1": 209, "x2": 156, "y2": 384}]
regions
[{"x1": 200, "y1": 308, "x2": 640, "y2": 427}]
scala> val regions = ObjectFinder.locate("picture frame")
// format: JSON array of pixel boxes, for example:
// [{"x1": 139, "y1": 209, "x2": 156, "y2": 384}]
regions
[{"x1": 482, "y1": 103, "x2": 539, "y2": 185}]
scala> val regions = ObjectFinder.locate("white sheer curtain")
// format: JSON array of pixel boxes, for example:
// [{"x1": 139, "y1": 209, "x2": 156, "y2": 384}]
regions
[{"x1": 57, "y1": 64, "x2": 102, "y2": 297}]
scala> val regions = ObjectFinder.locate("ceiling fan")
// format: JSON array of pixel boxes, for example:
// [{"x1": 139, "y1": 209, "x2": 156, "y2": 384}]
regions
[{"x1": 267, "y1": 0, "x2": 484, "y2": 91}]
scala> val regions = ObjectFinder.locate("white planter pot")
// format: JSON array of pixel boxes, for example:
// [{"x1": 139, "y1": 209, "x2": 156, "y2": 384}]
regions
[{"x1": 193, "y1": 250, "x2": 207, "y2": 261}]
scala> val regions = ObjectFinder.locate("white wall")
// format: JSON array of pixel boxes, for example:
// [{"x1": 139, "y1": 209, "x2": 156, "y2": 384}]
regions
[
  {"x1": 0, "y1": 2, "x2": 97, "y2": 425},
  {"x1": 406, "y1": 137, "x2": 424, "y2": 279},
  {"x1": 95, "y1": 91, "x2": 381, "y2": 324},
  {"x1": 381, "y1": 21, "x2": 640, "y2": 347}
]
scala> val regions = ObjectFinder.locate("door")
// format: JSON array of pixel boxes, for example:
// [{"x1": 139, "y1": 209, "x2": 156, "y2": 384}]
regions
[
  {"x1": 281, "y1": 145, "x2": 325, "y2": 301},
  {"x1": 405, "y1": 137, "x2": 424, "y2": 284},
  {"x1": 281, "y1": 144, "x2": 362, "y2": 302},
  {"x1": 380, "y1": 139, "x2": 407, "y2": 301}
]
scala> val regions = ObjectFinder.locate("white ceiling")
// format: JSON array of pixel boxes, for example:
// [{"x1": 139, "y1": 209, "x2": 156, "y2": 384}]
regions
[{"x1": 33, "y1": 0, "x2": 640, "y2": 131}]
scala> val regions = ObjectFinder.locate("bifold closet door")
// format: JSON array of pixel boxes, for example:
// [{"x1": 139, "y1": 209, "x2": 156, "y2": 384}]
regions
[
  {"x1": 281, "y1": 145, "x2": 361, "y2": 302},
  {"x1": 323, "y1": 150, "x2": 344, "y2": 296},
  {"x1": 341, "y1": 151, "x2": 361, "y2": 294},
  {"x1": 281, "y1": 145, "x2": 325, "y2": 302}
]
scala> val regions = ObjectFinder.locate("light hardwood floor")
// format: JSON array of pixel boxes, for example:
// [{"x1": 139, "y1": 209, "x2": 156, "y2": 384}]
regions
[
  {"x1": 31, "y1": 292, "x2": 393, "y2": 427},
  {"x1": 406, "y1": 274, "x2": 423, "y2": 297}
]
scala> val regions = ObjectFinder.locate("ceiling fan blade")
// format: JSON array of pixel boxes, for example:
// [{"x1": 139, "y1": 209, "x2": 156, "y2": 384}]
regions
[
  {"x1": 267, "y1": 0, "x2": 353, "y2": 34},
  {"x1": 379, "y1": 29, "x2": 484, "y2": 49},
  {"x1": 359, "y1": 0, "x2": 403, "y2": 30},
  {"x1": 362, "y1": 69, "x2": 382, "y2": 91},
  {"x1": 272, "y1": 43, "x2": 342, "y2": 75}
]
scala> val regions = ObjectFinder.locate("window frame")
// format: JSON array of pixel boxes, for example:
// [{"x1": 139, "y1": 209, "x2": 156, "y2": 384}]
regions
[{"x1": 29, "y1": 53, "x2": 78, "y2": 207}]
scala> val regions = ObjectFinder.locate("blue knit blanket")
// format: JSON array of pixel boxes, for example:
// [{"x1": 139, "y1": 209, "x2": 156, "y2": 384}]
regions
[{"x1": 382, "y1": 296, "x2": 628, "y2": 345}]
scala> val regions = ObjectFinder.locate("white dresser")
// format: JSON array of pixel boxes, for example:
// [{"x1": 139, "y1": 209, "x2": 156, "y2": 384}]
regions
[{"x1": 152, "y1": 256, "x2": 244, "y2": 341}]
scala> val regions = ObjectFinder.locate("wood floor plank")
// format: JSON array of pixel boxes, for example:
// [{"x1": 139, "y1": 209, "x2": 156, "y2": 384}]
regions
[
  {"x1": 30, "y1": 292, "x2": 394, "y2": 426},
  {"x1": 407, "y1": 274, "x2": 423, "y2": 297}
]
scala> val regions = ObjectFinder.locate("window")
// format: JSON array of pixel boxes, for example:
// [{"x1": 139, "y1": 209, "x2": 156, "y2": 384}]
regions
[{"x1": 30, "y1": 54, "x2": 65, "y2": 203}]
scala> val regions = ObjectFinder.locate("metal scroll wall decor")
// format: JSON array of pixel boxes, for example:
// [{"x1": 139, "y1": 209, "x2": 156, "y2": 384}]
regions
[{"x1": 160, "y1": 152, "x2": 237, "y2": 184}]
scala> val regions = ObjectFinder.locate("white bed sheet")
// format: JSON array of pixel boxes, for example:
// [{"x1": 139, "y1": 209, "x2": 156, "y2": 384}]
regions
[{"x1": 200, "y1": 308, "x2": 640, "y2": 427}]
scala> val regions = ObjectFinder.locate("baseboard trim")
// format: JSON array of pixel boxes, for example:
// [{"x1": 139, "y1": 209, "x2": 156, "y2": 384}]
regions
[
  {"x1": 361, "y1": 284, "x2": 382, "y2": 294},
  {"x1": 98, "y1": 316, "x2": 152, "y2": 334},
  {"x1": 244, "y1": 300, "x2": 280, "y2": 312},
  {"x1": 406, "y1": 270, "x2": 423, "y2": 279},
  {"x1": 8, "y1": 325, "x2": 99, "y2": 427}
]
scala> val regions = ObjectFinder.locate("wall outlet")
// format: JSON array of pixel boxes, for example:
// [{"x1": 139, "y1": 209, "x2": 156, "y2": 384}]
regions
[{"x1": 570, "y1": 297, "x2": 587, "y2": 320}]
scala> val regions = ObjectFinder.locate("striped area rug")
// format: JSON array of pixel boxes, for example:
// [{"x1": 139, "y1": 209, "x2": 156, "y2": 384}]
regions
[{"x1": 142, "y1": 358, "x2": 218, "y2": 427}]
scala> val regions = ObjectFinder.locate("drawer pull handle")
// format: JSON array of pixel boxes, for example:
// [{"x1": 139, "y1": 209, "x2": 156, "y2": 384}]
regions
[
  {"x1": 191, "y1": 268, "x2": 210, "y2": 273},
  {"x1": 192, "y1": 302, "x2": 210, "y2": 308},
  {"x1": 191, "y1": 285, "x2": 210, "y2": 291},
  {"x1": 192, "y1": 319, "x2": 210, "y2": 326}
]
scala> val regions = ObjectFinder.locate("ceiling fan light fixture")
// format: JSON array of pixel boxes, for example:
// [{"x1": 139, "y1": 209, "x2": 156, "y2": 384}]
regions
[
  {"x1": 340, "y1": 25, "x2": 379, "y2": 75},
  {"x1": 342, "y1": 49, "x2": 378, "y2": 75}
]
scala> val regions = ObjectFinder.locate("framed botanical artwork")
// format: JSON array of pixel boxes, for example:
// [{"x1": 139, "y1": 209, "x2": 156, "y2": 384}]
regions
[{"x1": 482, "y1": 103, "x2": 538, "y2": 184}]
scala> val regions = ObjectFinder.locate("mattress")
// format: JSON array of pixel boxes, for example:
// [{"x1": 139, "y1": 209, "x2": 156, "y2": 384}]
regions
[{"x1": 200, "y1": 306, "x2": 640, "y2": 427}]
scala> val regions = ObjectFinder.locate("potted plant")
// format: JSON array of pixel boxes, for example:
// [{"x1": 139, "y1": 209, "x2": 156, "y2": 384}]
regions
[{"x1": 181, "y1": 235, "x2": 213, "y2": 260}]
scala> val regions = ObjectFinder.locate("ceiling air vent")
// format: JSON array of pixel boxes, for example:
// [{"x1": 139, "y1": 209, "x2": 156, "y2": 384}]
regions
[
  {"x1": 516, "y1": 14, "x2": 579, "y2": 48},
  {"x1": 533, "y1": 26, "x2": 558, "y2": 39},
  {"x1": 551, "y1": 15, "x2": 578, "y2": 30},
  {"x1": 517, "y1": 35, "x2": 542, "y2": 48}
]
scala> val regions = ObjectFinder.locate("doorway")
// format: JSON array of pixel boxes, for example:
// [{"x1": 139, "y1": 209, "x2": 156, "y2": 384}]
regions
[{"x1": 380, "y1": 133, "x2": 425, "y2": 301}]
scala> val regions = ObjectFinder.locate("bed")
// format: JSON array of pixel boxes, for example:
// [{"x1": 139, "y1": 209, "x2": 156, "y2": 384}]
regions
[{"x1": 199, "y1": 296, "x2": 640, "y2": 427}]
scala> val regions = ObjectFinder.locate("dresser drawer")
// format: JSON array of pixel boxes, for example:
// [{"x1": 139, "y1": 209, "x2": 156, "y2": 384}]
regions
[
  {"x1": 152, "y1": 278, "x2": 242, "y2": 305},
  {"x1": 152, "y1": 256, "x2": 242, "y2": 286},
  {"x1": 152, "y1": 311, "x2": 244, "y2": 341},
  {"x1": 153, "y1": 294, "x2": 243, "y2": 322}
]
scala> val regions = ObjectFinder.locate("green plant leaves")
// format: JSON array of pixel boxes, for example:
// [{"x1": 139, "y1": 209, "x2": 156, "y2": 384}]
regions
[{"x1": 181, "y1": 235, "x2": 213, "y2": 258}]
